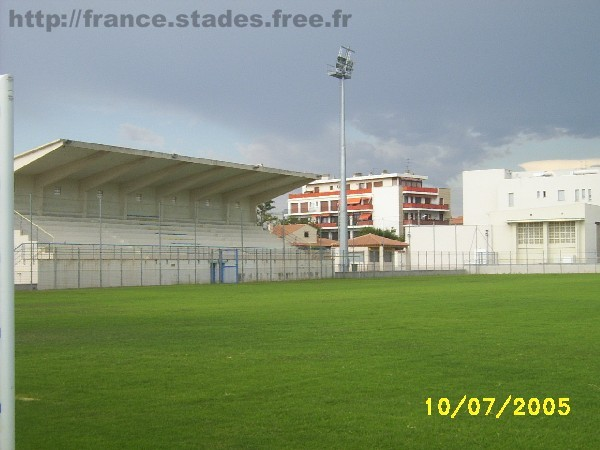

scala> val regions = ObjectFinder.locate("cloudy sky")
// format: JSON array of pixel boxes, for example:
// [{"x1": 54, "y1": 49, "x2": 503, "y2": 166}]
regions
[{"x1": 2, "y1": 0, "x2": 599, "y2": 213}]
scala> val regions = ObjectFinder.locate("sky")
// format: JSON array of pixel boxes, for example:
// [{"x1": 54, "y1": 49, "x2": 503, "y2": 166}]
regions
[{"x1": 1, "y1": 0, "x2": 599, "y2": 214}]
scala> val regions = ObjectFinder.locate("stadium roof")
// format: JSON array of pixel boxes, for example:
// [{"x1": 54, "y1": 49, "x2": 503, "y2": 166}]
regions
[{"x1": 14, "y1": 139, "x2": 318, "y2": 204}]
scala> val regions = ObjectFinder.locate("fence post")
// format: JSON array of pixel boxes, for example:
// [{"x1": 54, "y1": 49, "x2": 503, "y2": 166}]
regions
[
  {"x1": 140, "y1": 247, "x2": 143, "y2": 286},
  {"x1": 255, "y1": 249, "x2": 259, "y2": 282},
  {"x1": 77, "y1": 247, "x2": 81, "y2": 289},
  {"x1": 53, "y1": 246, "x2": 57, "y2": 289},
  {"x1": 177, "y1": 247, "x2": 180, "y2": 285},
  {"x1": 320, "y1": 248, "x2": 323, "y2": 279}
]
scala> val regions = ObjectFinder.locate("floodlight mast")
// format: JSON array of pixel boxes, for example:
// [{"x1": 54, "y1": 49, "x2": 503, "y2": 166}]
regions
[
  {"x1": 0, "y1": 73, "x2": 15, "y2": 450},
  {"x1": 328, "y1": 46, "x2": 354, "y2": 272}
]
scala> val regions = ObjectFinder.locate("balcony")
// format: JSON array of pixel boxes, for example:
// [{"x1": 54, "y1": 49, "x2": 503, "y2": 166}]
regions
[
  {"x1": 316, "y1": 223, "x2": 338, "y2": 228},
  {"x1": 347, "y1": 203, "x2": 373, "y2": 211},
  {"x1": 403, "y1": 203, "x2": 449, "y2": 211},
  {"x1": 289, "y1": 188, "x2": 372, "y2": 199},
  {"x1": 403, "y1": 219, "x2": 450, "y2": 226},
  {"x1": 402, "y1": 186, "x2": 438, "y2": 194}
]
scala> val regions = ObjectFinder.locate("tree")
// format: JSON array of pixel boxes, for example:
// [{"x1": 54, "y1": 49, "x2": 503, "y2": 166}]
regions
[
  {"x1": 256, "y1": 200, "x2": 277, "y2": 226},
  {"x1": 357, "y1": 226, "x2": 403, "y2": 241},
  {"x1": 280, "y1": 216, "x2": 310, "y2": 225}
]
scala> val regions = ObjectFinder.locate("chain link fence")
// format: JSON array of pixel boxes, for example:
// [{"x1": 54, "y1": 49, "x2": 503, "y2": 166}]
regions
[{"x1": 14, "y1": 242, "x2": 335, "y2": 289}]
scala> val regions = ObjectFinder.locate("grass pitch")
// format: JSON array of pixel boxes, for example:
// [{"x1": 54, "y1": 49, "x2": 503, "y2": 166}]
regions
[{"x1": 16, "y1": 274, "x2": 600, "y2": 449}]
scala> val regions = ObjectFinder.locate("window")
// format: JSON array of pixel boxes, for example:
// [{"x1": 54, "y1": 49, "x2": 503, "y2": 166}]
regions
[
  {"x1": 548, "y1": 221, "x2": 575, "y2": 244},
  {"x1": 582, "y1": 189, "x2": 586, "y2": 199},
  {"x1": 136, "y1": 193, "x2": 143, "y2": 202},
  {"x1": 589, "y1": 189, "x2": 592, "y2": 201},
  {"x1": 558, "y1": 190, "x2": 565, "y2": 201},
  {"x1": 517, "y1": 222, "x2": 543, "y2": 245},
  {"x1": 383, "y1": 251, "x2": 393, "y2": 263},
  {"x1": 290, "y1": 203, "x2": 298, "y2": 214},
  {"x1": 575, "y1": 189, "x2": 580, "y2": 201},
  {"x1": 508, "y1": 193, "x2": 514, "y2": 207},
  {"x1": 368, "y1": 249, "x2": 379, "y2": 263},
  {"x1": 53, "y1": 187, "x2": 61, "y2": 196},
  {"x1": 304, "y1": 231, "x2": 310, "y2": 238},
  {"x1": 374, "y1": 181, "x2": 383, "y2": 187}
]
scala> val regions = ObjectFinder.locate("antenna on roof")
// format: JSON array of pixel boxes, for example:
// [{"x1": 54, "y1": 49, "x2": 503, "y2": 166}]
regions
[{"x1": 405, "y1": 158, "x2": 412, "y2": 174}]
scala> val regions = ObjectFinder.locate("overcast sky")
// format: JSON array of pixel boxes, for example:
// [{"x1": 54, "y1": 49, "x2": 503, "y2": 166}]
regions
[{"x1": 2, "y1": 0, "x2": 599, "y2": 213}]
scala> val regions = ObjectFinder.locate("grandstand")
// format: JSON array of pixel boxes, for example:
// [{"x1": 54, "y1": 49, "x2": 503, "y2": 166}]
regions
[{"x1": 14, "y1": 139, "x2": 330, "y2": 288}]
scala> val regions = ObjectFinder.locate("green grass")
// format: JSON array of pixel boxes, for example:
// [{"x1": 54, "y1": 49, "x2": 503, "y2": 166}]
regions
[{"x1": 16, "y1": 274, "x2": 600, "y2": 449}]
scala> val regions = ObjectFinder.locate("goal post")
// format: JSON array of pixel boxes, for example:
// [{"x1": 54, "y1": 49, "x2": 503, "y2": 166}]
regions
[{"x1": 0, "y1": 73, "x2": 15, "y2": 450}]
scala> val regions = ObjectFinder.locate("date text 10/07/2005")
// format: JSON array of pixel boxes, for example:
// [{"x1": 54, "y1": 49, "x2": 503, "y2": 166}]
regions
[{"x1": 425, "y1": 396, "x2": 570, "y2": 419}]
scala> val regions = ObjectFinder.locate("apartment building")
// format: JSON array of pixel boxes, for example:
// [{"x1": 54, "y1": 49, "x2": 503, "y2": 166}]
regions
[{"x1": 287, "y1": 171, "x2": 451, "y2": 240}]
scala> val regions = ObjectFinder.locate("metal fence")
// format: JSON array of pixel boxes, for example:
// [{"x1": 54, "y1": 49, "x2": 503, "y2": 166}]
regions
[
  {"x1": 14, "y1": 243, "x2": 600, "y2": 290},
  {"x1": 404, "y1": 250, "x2": 600, "y2": 275},
  {"x1": 14, "y1": 242, "x2": 335, "y2": 290}
]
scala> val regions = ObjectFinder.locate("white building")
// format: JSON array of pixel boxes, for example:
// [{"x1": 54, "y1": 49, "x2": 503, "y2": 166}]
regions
[
  {"x1": 408, "y1": 163, "x2": 600, "y2": 266},
  {"x1": 287, "y1": 171, "x2": 451, "y2": 240}
]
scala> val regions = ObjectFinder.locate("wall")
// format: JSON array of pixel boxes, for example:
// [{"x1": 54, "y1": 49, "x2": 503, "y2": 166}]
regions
[
  {"x1": 372, "y1": 184, "x2": 401, "y2": 233},
  {"x1": 463, "y1": 169, "x2": 510, "y2": 225},
  {"x1": 36, "y1": 247, "x2": 334, "y2": 290}
]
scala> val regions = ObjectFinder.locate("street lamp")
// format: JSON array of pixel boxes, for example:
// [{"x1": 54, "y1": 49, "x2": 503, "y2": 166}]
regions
[{"x1": 328, "y1": 46, "x2": 355, "y2": 272}]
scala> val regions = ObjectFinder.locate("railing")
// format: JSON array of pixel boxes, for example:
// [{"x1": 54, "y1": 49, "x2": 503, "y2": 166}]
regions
[
  {"x1": 14, "y1": 242, "x2": 600, "y2": 289},
  {"x1": 15, "y1": 242, "x2": 336, "y2": 289},
  {"x1": 401, "y1": 186, "x2": 438, "y2": 194},
  {"x1": 403, "y1": 203, "x2": 450, "y2": 210},
  {"x1": 403, "y1": 219, "x2": 450, "y2": 226},
  {"x1": 347, "y1": 204, "x2": 373, "y2": 211},
  {"x1": 14, "y1": 210, "x2": 55, "y2": 242},
  {"x1": 289, "y1": 188, "x2": 372, "y2": 199}
]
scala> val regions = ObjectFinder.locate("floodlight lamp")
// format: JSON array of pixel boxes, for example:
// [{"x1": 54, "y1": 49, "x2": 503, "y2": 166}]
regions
[{"x1": 328, "y1": 46, "x2": 355, "y2": 80}]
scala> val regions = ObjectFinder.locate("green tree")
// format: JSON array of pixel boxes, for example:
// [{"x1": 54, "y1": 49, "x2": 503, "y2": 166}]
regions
[
  {"x1": 357, "y1": 226, "x2": 403, "y2": 241},
  {"x1": 256, "y1": 200, "x2": 277, "y2": 226},
  {"x1": 281, "y1": 216, "x2": 310, "y2": 225}
]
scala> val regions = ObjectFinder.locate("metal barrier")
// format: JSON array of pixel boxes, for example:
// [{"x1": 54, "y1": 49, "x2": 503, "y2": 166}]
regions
[
  {"x1": 14, "y1": 242, "x2": 335, "y2": 289},
  {"x1": 14, "y1": 243, "x2": 600, "y2": 290}
]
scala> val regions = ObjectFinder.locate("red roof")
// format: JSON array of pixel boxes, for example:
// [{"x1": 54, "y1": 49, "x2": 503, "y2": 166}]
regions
[
  {"x1": 293, "y1": 237, "x2": 338, "y2": 248},
  {"x1": 335, "y1": 233, "x2": 408, "y2": 248},
  {"x1": 271, "y1": 223, "x2": 310, "y2": 238}
]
